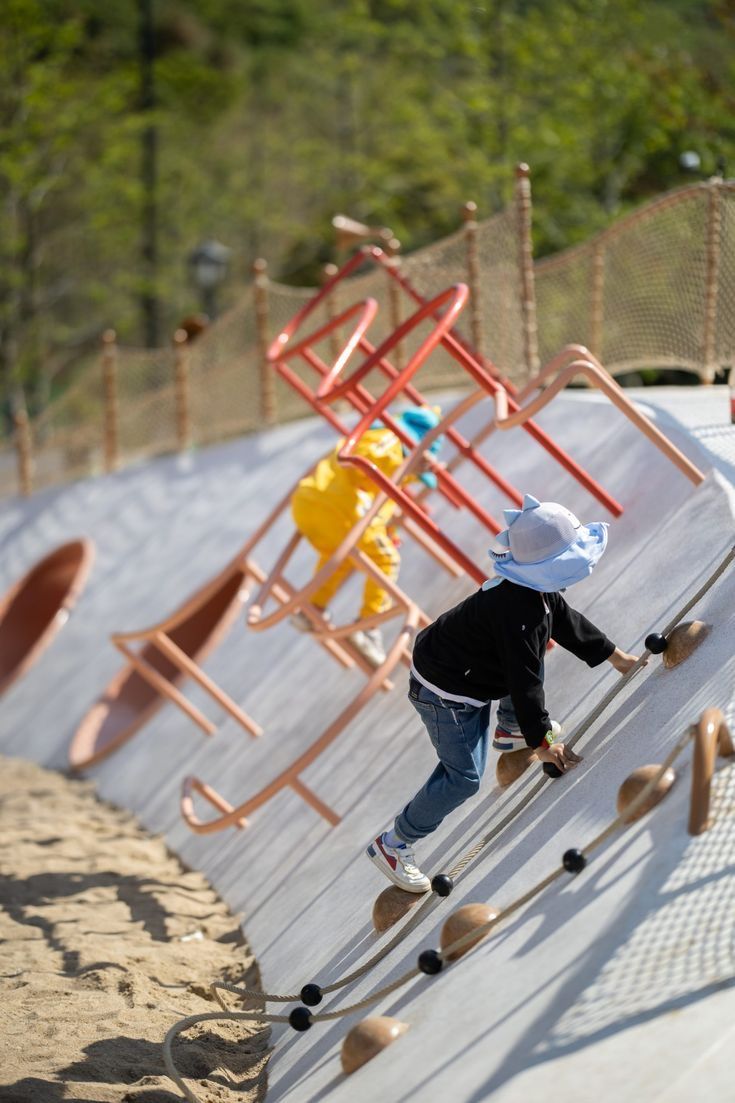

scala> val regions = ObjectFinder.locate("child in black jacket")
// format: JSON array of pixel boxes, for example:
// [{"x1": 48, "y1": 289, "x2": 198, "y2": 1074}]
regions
[{"x1": 367, "y1": 494, "x2": 641, "y2": 892}]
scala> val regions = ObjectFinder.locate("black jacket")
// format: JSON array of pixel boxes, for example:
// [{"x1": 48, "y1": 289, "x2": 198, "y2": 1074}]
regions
[{"x1": 412, "y1": 579, "x2": 615, "y2": 748}]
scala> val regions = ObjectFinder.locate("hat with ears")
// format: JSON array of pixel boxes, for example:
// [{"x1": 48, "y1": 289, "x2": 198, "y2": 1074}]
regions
[
  {"x1": 397, "y1": 406, "x2": 443, "y2": 488},
  {"x1": 485, "y1": 493, "x2": 608, "y2": 592}
]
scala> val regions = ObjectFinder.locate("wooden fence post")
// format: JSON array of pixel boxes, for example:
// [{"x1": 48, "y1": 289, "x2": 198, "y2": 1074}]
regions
[
  {"x1": 385, "y1": 237, "x2": 404, "y2": 371},
  {"x1": 703, "y1": 179, "x2": 722, "y2": 384},
  {"x1": 14, "y1": 408, "x2": 32, "y2": 497},
  {"x1": 462, "y1": 200, "x2": 484, "y2": 359},
  {"x1": 253, "y1": 258, "x2": 277, "y2": 425},
  {"x1": 173, "y1": 328, "x2": 191, "y2": 451},
  {"x1": 515, "y1": 163, "x2": 540, "y2": 381},
  {"x1": 102, "y1": 328, "x2": 119, "y2": 472}
]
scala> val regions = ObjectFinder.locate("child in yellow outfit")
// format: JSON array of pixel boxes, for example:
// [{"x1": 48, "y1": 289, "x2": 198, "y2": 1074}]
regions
[{"x1": 290, "y1": 407, "x2": 442, "y2": 666}]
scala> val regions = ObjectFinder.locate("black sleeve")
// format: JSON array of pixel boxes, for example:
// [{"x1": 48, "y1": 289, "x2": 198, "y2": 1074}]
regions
[
  {"x1": 549, "y1": 592, "x2": 616, "y2": 667},
  {"x1": 496, "y1": 615, "x2": 551, "y2": 749}
]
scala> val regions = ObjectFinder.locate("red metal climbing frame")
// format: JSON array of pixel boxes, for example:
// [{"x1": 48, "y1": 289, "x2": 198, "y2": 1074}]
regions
[{"x1": 267, "y1": 245, "x2": 624, "y2": 587}]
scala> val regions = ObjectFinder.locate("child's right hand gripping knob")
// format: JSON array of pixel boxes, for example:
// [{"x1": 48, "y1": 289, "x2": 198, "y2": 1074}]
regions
[{"x1": 537, "y1": 726, "x2": 582, "y2": 778}]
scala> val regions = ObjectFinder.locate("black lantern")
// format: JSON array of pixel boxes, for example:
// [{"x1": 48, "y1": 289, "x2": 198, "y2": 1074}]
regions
[{"x1": 188, "y1": 239, "x2": 231, "y2": 319}]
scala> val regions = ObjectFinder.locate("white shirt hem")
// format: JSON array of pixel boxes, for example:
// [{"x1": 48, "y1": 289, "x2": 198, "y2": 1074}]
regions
[{"x1": 409, "y1": 664, "x2": 489, "y2": 708}]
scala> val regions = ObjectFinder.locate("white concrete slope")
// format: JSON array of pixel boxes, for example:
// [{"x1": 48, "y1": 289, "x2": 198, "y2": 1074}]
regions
[{"x1": 1, "y1": 390, "x2": 734, "y2": 1103}]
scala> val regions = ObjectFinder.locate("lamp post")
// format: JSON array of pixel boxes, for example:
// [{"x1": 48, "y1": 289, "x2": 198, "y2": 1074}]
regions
[
  {"x1": 188, "y1": 239, "x2": 231, "y2": 319},
  {"x1": 139, "y1": 0, "x2": 159, "y2": 347},
  {"x1": 679, "y1": 150, "x2": 702, "y2": 174}
]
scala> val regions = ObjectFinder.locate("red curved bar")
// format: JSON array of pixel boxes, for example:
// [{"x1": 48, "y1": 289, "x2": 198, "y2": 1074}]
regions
[
  {"x1": 266, "y1": 248, "x2": 370, "y2": 362},
  {"x1": 283, "y1": 297, "x2": 380, "y2": 392},
  {"x1": 315, "y1": 283, "x2": 468, "y2": 405}
]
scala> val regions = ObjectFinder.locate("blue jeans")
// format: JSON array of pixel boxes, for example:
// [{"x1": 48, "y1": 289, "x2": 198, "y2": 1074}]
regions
[
  {"x1": 394, "y1": 676, "x2": 518, "y2": 844},
  {"x1": 495, "y1": 694, "x2": 520, "y2": 733}
]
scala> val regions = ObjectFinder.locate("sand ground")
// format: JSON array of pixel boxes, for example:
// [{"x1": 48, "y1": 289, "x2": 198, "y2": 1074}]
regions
[{"x1": 0, "y1": 755, "x2": 270, "y2": 1103}]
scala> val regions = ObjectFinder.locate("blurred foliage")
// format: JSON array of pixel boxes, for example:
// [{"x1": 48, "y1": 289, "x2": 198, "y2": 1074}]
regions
[{"x1": 1, "y1": 0, "x2": 733, "y2": 421}]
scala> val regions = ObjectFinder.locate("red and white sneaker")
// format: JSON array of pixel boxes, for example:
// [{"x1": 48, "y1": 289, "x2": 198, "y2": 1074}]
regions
[
  {"x1": 366, "y1": 833, "x2": 430, "y2": 893},
  {"x1": 492, "y1": 724, "x2": 525, "y2": 752},
  {"x1": 493, "y1": 719, "x2": 563, "y2": 753}
]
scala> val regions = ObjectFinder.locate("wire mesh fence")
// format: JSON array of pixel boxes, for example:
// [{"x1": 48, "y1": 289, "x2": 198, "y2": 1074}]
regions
[
  {"x1": 535, "y1": 181, "x2": 735, "y2": 379},
  {"x1": 2, "y1": 177, "x2": 733, "y2": 501}
]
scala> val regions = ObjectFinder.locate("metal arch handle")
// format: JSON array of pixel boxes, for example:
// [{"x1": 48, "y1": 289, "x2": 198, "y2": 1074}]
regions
[{"x1": 689, "y1": 707, "x2": 734, "y2": 835}]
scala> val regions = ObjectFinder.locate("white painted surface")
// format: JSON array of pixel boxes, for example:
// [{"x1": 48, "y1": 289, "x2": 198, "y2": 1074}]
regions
[{"x1": 1, "y1": 388, "x2": 734, "y2": 1102}]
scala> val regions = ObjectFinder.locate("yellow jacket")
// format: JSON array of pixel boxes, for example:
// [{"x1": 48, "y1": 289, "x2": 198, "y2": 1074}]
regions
[{"x1": 294, "y1": 427, "x2": 405, "y2": 527}]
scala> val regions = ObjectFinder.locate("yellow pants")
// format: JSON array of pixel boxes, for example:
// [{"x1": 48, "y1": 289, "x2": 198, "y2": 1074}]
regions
[{"x1": 291, "y1": 492, "x2": 400, "y2": 618}]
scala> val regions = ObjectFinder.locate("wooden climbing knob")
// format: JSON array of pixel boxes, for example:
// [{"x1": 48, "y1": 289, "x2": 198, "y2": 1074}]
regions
[
  {"x1": 616, "y1": 764, "x2": 676, "y2": 823},
  {"x1": 662, "y1": 621, "x2": 711, "y2": 669},
  {"x1": 440, "y1": 902, "x2": 499, "y2": 962},
  {"x1": 496, "y1": 746, "x2": 538, "y2": 789},
  {"x1": 341, "y1": 1016, "x2": 409, "y2": 1074},
  {"x1": 372, "y1": 885, "x2": 423, "y2": 933}
]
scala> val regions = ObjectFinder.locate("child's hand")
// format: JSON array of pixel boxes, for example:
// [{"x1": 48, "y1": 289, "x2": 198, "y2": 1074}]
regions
[
  {"x1": 608, "y1": 647, "x2": 646, "y2": 675},
  {"x1": 536, "y1": 742, "x2": 582, "y2": 773}
]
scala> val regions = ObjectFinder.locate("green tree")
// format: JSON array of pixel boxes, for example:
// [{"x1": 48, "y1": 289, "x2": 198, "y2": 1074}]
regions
[{"x1": 2, "y1": 0, "x2": 734, "y2": 420}]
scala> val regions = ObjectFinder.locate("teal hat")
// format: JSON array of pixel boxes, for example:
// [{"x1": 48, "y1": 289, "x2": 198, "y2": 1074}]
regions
[{"x1": 397, "y1": 406, "x2": 443, "y2": 488}]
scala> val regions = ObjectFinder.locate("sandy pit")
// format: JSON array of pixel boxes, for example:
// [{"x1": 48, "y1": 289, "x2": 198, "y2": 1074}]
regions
[{"x1": 0, "y1": 755, "x2": 270, "y2": 1102}]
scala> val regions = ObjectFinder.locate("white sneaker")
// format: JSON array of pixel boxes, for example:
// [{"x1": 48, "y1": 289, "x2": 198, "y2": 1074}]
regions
[
  {"x1": 290, "y1": 608, "x2": 331, "y2": 633},
  {"x1": 349, "y1": 627, "x2": 386, "y2": 667},
  {"x1": 367, "y1": 833, "x2": 430, "y2": 893}
]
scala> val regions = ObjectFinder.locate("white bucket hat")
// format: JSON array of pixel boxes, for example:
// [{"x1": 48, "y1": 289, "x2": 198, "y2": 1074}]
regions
[{"x1": 484, "y1": 493, "x2": 608, "y2": 592}]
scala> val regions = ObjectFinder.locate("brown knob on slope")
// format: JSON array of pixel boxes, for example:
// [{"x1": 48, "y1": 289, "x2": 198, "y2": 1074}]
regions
[
  {"x1": 616, "y1": 764, "x2": 676, "y2": 823},
  {"x1": 341, "y1": 1016, "x2": 409, "y2": 1074},
  {"x1": 440, "y1": 902, "x2": 499, "y2": 962}
]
